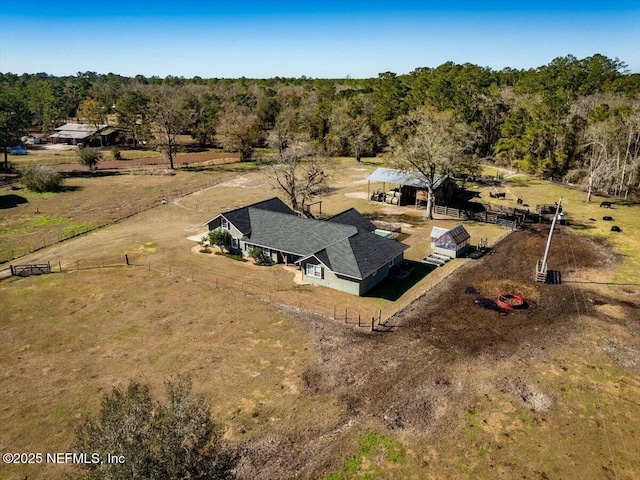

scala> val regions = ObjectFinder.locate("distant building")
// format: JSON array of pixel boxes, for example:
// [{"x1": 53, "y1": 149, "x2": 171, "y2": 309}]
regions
[{"x1": 49, "y1": 123, "x2": 119, "y2": 146}]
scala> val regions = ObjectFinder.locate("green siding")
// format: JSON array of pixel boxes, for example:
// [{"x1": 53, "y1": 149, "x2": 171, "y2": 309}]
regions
[{"x1": 300, "y1": 253, "x2": 404, "y2": 296}]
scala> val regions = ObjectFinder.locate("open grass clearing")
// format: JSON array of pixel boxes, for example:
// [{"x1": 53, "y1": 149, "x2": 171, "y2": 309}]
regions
[
  {"x1": 0, "y1": 267, "x2": 338, "y2": 480},
  {"x1": 0, "y1": 164, "x2": 256, "y2": 263},
  {"x1": 9, "y1": 146, "x2": 160, "y2": 168}
]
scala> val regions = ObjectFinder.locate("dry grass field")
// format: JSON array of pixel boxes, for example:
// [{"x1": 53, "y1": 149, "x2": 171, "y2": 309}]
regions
[{"x1": 1, "y1": 155, "x2": 640, "y2": 479}]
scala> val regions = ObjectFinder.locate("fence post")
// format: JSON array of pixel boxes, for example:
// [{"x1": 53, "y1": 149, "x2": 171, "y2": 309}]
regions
[
  {"x1": 333, "y1": 306, "x2": 336, "y2": 320},
  {"x1": 59, "y1": 261, "x2": 62, "y2": 272},
  {"x1": 378, "y1": 310, "x2": 382, "y2": 326},
  {"x1": 10, "y1": 265, "x2": 14, "y2": 276},
  {"x1": 358, "y1": 313, "x2": 361, "y2": 327},
  {"x1": 371, "y1": 317, "x2": 375, "y2": 332},
  {"x1": 125, "y1": 254, "x2": 129, "y2": 266},
  {"x1": 344, "y1": 308, "x2": 347, "y2": 323}
]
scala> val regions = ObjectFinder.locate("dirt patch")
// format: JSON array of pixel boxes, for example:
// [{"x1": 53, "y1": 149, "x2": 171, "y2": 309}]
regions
[
  {"x1": 599, "y1": 338, "x2": 640, "y2": 370},
  {"x1": 501, "y1": 377, "x2": 554, "y2": 412},
  {"x1": 238, "y1": 225, "x2": 624, "y2": 479}
]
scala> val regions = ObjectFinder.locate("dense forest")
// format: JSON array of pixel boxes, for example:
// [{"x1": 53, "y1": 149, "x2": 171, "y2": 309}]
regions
[{"x1": 1, "y1": 54, "x2": 639, "y2": 198}]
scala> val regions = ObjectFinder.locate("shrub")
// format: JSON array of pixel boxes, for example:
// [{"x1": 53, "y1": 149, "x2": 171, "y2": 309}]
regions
[
  {"x1": 215, "y1": 252, "x2": 248, "y2": 262},
  {"x1": 110, "y1": 147, "x2": 122, "y2": 160},
  {"x1": 75, "y1": 378, "x2": 238, "y2": 479},
  {"x1": 564, "y1": 168, "x2": 587, "y2": 185},
  {"x1": 78, "y1": 148, "x2": 102, "y2": 170},
  {"x1": 22, "y1": 165, "x2": 63, "y2": 192},
  {"x1": 249, "y1": 247, "x2": 273, "y2": 265},
  {"x1": 208, "y1": 229, "x2": 231, "y2": 253}
]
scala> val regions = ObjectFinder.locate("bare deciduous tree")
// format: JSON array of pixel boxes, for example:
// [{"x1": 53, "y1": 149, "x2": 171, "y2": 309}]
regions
[
  {"x1": 147, "y1": 86, "x2": 196, "y2": 169},
  {"x1": 391, "y1": 106, "x2": 472, "y2": 219},
  {"x1": 216, "y1": 103, "x2": 263, "y2": 161},
  {"x1": 269, "y1": 145, "x2": 332, "y2": 213}
]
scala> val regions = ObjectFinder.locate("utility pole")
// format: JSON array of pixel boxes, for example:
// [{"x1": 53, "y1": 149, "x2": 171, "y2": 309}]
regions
[{"x1": 536, "y1": 198, "x2": 562, "y2": 282}]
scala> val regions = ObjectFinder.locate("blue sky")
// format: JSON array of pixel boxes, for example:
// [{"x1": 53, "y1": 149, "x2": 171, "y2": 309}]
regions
[{"x1": 1, "y1": 1, "x2": 638, "y2": 78}]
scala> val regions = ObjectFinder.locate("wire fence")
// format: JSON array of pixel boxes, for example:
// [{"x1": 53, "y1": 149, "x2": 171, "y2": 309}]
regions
[
  {"x1": 22, "y1": 252, "x2": 395, "y2": 332},
  {"x1": 0, "y1": 176, "x2": 228, "y2": 264}
]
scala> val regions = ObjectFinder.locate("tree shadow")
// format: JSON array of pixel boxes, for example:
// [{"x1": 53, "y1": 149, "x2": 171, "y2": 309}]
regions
[
  {"x1": 0, "y1": 194, "x2": 28, "y2": 209},
  {"x1": 62, "y1": 170, "x2": 124, "y2": 178},
  {"x1": 567, "y1": 221, "x2": 596, "y2": 231},
  {"x1": 365, "y1": 260, "x2": 434, "y2": 301},
  {"x1": 59, "y1": 185, "x2": 83, "y2": 192},
  {"x1": 455, "y1": 189, "x2": 481, "y2": 202}
]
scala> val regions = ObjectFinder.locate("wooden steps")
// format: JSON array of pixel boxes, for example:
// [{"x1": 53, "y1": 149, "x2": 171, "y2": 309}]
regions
[{"x1": 421, "y1": 253, "x2": 451, "y2": 267}]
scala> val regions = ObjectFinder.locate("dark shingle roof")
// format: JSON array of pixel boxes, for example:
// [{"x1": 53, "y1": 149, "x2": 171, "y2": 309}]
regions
[
  {"x1": 204, "y1": 197, "x2": 408, "y2": 280},
  {"x1": 315, "y1": 231, "x2": 408, "y2": 279},
  {"x1": 327, "y1": 208, "x2": 377, "y2": 233},
  {"x1": 247, "y1": 209, "x2": 357, "y2": 255},
  {"x1": 204, "y1": 197, "x2": 295, "y2": 234}
]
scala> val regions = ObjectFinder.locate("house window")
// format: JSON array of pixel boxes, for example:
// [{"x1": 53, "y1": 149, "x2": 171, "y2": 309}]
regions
[
  {"x1": 306, "y1": 263, "x2": 322, "y2": 278},
  {"x1": 231, "y1": 237, "x2": 239, "y2": 249},
  {"x1": 263, "y1": 248, "x2": 271, "y2": 257},
  {"x1": 221, "y1": 218, "x2": 229, "y2": 229}
]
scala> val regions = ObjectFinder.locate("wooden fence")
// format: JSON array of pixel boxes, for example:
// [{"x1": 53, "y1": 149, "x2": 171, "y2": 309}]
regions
[{"x1": 434, "y1": 204, "x2": 521, "y2": 229}]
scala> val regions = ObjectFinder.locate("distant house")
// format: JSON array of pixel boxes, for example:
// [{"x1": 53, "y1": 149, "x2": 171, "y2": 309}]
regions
[
  {"x1": 203, "y1": 198, "x2": 409, "y2": 296},
  {"x1": 367, "y1": 167, "x2": 457, "y2": 207},
  {"x1": 49, "y1": 123, "x2": 119, "y2": 146},
  {"x1": 429, "y1": 224, "x2": 471, "y2": 258}
]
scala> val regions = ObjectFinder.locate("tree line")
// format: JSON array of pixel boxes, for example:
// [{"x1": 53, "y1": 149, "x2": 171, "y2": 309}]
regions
[{"x1": 1, "y1": 53, "x2": 639, "y2": 198}]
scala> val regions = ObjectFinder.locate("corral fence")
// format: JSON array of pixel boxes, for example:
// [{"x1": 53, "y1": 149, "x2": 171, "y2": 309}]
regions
[
  {"x1": 434, "y1": 204, "x2": 526, "y2": 229},
  {"x1": 9, "y1": 253, "x2": 396, "y2": 332}
]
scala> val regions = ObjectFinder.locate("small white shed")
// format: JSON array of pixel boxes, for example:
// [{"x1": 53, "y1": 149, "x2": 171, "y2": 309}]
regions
[{"x1": 430, "y1": 224, "x2": 471, "y2": 258}]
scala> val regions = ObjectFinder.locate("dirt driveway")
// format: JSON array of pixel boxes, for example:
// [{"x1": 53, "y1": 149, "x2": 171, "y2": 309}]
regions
[{"x1": 237, "y1": 224, "x2": 640, "y2": 479}]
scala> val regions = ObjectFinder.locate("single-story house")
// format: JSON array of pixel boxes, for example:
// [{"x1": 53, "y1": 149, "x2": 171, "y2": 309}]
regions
[
  {"x1": 367, "y1": 167, "x2": 456, "y2": 207},
  {"x1": 430, "y1": 224, "x2": 471, "y2": 258},
  {"x1": 49, "y1": 123, "x2": 119, "y2": 146},
  {"x1": 203, "y1": 198, "x2": 409, "y2": 296}
]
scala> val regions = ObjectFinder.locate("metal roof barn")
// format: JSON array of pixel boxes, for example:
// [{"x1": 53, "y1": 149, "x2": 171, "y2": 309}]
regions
[{"x1": 367, "y1": 167, "x2": 455, "y2": 207}]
